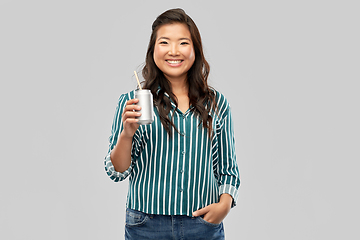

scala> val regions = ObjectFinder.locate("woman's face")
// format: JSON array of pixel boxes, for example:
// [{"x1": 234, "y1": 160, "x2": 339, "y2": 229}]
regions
[{"x1": 153, "y1": 23, "x2": 195, "y2": 83}]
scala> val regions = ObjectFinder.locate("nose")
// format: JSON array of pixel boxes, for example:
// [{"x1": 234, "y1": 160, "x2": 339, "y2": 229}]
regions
[{"x1": 168, "y1": 43, "x2": 179, "y2": 56}]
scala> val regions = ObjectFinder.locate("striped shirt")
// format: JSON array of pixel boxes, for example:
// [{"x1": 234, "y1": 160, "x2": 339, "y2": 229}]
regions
[{"x1": 104, "y1": 88, "x2": 240, "y2": 216}]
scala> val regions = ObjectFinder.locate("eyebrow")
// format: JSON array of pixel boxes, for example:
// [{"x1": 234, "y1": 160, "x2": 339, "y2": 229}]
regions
[{"x1": 157, "y1": 37, "x2": 191, "y2": 41}]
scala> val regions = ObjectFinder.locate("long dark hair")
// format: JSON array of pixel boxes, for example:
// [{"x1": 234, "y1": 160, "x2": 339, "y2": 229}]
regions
[{"x1": 142, "y1": 8, "x2": 217, "y2": 137}]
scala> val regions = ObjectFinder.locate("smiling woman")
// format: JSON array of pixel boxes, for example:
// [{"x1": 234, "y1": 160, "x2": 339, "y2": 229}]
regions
[
  {"x1": 142, "y1": 9, "x2": 216, "y2": 137},
  {"x1": 104, "y1": 8, "x2": 240, "y2": 240},
  {"x1": 153, "y1": 23, "x2": 195, "y2": 83}
]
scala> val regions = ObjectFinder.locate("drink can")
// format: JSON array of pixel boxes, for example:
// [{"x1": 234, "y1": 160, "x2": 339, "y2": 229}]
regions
[{"x1": 135, "y1": 89, "x2": 154, "y2": 125}]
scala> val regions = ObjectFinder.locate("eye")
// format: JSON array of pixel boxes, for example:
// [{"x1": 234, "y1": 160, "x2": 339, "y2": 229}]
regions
[
  {"x1": 159, "y1": 41, "x2": 168, "y2": 44},
  {"x1": 180, "y1": 42, "x2": 189, "y2": 45}
]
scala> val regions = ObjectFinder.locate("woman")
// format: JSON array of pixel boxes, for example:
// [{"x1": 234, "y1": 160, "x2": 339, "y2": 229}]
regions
[{"x1": 104, "y1": 8, "x2": 240, "y2": 240}]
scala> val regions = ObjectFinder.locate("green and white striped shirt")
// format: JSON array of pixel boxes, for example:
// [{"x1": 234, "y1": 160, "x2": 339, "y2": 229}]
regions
[{"x1": 104, "y1": 88, "x2": 240, "y2": 216}]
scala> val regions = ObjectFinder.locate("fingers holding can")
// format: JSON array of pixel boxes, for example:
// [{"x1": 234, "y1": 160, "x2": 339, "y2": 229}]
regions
[
  {"x1": 120, "y1": 99, "x2": 142, "y2": 138},
  {"x1": 123, "y1": 99, "x2": 141, "y2": 113},
  {"x1": 122, "y1": 99, "x2": 141, "y2": 123}
]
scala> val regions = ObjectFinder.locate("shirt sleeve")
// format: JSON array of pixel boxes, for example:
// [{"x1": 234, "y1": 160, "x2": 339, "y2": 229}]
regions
[
  {"x1": 217, "y1": 99, "x2": 241, "y2": 207},
  {"x1": 104, "y1": 92, "x2": 144, "y2": 182}
]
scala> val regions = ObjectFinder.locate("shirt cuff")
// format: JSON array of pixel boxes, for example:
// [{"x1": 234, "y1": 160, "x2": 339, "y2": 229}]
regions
[
  {"x1": 219, "y1": 184, "x2": 239, "y2": 207},
  {"x1": 104, "y1": 152, "x2": 132, "y2": 182}
]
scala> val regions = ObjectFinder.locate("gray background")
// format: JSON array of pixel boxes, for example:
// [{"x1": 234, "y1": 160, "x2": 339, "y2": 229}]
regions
[{"x1": 1, "y1": 0, "x2": 359, "y2": 239}]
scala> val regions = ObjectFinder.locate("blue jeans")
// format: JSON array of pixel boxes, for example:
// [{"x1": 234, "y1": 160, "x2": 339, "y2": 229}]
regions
[{"x1": 125, "y1": 208, "x2": 225, "y2": 240}]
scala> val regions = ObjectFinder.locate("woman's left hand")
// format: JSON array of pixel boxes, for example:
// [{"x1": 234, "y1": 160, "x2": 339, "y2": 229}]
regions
[{"x1": 192, "y1": 194, "x2": 233, "y2": 224}]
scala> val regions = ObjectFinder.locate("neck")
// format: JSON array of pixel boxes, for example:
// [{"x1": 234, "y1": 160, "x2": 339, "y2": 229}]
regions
[{"x1": 166, "y1": 76, "x2": 188, "y2": 95}]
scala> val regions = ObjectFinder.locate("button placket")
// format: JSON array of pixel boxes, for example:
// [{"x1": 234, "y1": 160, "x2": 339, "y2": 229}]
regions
[{"x1": 178, "y1": 111, "x2": 189, "y2": 194}]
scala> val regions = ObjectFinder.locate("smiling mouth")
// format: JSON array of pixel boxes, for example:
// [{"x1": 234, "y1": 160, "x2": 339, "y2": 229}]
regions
[{"x1": 166, "y1": 60, "x2": 183, "y2": 64}]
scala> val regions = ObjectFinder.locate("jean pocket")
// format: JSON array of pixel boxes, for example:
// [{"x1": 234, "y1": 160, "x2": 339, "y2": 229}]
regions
[
  {"x1": 125, "y1": 208, "x2": 149, "y2": 227},
  {"x1": 197, "y1": 216, "x2": 222, "y2": 228}
]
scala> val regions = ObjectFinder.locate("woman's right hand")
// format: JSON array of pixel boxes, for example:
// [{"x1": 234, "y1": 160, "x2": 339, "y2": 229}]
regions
[{"x1": 121, "y1": 98, "x2": 141, "y2": 139}]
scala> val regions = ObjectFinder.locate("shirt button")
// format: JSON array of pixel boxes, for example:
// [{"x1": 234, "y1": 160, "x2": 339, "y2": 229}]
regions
[
  {"x1": 180, "y1": 170, "x2": 184, "y2": 173},
  {"x1": 179, "y1": 189, "x2": 183, "y2": 192},
  {"x1": 181, "y1": 151, "x2": 185, "y2": 155}
]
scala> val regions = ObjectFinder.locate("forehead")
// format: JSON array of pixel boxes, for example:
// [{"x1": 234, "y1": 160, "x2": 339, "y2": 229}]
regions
[{"x1": 156, "y1": 23, "x2": 191, "y2": 40}]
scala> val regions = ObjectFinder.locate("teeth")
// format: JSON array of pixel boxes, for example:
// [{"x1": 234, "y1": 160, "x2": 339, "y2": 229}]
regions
[{"x1": 167, "y1": 60, "x2": 182, "y2": 64}]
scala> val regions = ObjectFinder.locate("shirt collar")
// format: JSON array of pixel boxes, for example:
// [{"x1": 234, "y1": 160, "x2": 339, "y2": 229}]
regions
[
  {"x1": 156, "y1": 85, "x2": 193, "y2": 114},
  {"x1": 156, "y1": 85, "x2": 170, "y2": 99}
]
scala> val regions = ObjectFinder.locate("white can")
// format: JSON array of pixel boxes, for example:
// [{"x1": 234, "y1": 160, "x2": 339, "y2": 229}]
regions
[{"x1": 135, "y1": 89, "x2": 154, "y2": 125}]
